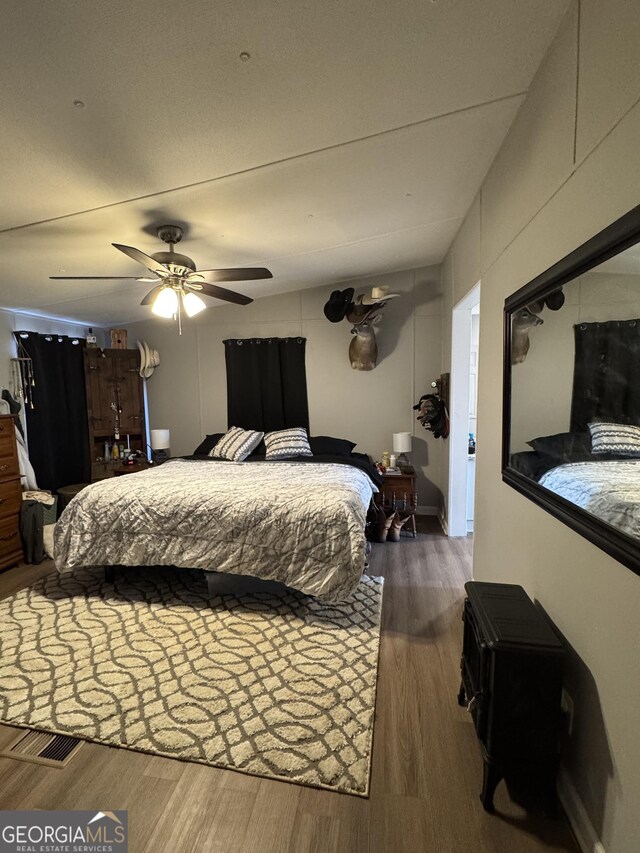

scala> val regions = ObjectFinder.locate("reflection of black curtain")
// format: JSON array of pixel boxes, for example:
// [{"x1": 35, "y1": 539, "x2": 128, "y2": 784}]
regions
[
  {"x1": 14, "y1": 332, "x2": 90, "y2": 491},
  {"x1": 570, "y1": 320, "x2": 640, "y2": 432},
  {"x1": 224, "y1": 337, "x2": 309, "y2": 433}
]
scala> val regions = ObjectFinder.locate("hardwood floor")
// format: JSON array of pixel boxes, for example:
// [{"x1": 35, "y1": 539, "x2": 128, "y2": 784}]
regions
[{"x1": 0, "y1": 520, "x2": 578, "y2": 853}]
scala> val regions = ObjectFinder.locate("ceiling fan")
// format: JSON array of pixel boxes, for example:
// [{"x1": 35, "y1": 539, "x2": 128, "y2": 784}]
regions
[{"x1": 51, "y1": 224, "x2": 272, "y2": 327}]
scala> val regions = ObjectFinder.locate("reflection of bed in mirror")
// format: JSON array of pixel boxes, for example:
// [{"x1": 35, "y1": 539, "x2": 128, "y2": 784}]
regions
[
  {"x1": 503, "y1": 204, "x2": 640, "y2": 571},
  {"x1": 537, "y1": 460, "x2": 640, "y2": 539},
  {"x1": 510, "y1": 422, "x2": 640, "y2": 539},
  {"x1": 509, "y1": 288, "x2": 640, "y2": 540}
]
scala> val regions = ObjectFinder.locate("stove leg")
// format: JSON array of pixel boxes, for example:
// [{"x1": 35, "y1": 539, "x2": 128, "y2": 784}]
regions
[{"x1": 480, "y1": 758, "x2": 502, "y2": 812}]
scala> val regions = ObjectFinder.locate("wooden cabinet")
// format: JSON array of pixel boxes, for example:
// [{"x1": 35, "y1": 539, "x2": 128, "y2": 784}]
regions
[
  {"x1": 84, "y1": 349, "x2": 147, "y2": 481},
  {"x1": 374, "y1": 468, "x2": 417, "y2": 537},
  {"x1": 0, "y1": 415, "x2": 24, "y2": 569}
]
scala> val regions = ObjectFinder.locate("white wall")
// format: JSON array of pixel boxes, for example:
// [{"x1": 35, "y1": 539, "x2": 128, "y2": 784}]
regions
[
  {"x1": 126, "y1": 266, "x2": 445, "y2": 510},
  {"x1": 442, "y1": 3, "x2": 640, "y2": 851}
]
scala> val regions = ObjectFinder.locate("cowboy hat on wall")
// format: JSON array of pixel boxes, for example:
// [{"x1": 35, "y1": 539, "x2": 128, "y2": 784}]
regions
[
  {"x1": 136, "y1": 340, "x2": 160, "y2": 379},
  {"x1": 358, "y1": 285, "x2": 401, "y2": 305}
]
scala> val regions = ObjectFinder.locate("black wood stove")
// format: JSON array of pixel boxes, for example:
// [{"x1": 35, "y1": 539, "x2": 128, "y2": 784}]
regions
[{"x1": 458, "y1": 581, "x2": 565, "y2": 812}]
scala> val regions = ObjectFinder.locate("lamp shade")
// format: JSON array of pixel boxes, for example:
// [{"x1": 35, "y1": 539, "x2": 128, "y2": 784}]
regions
[
  {"x1": 393, "y1": 432, "x2": 412, "y2": 453},
  {"x1": 152, "y1": 287, "x2": 179, "y2": 318},
  {"x1": 150, "y1": 428, "x2": 171, "y2": 450},
  {"x1": 182, "y1": 291, "x2": 207, "y2": 317}
]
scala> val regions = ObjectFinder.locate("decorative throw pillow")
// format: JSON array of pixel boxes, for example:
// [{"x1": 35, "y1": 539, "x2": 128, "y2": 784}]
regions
[
  {"x1": 308, "y1": 435, "x2": 357, "y2": 457},
  {"x1": 588, "y1": 422, "x2": 640, "y2": 457},
  {"x1": 264, "y1": 428, "x2": 313, "y2": 460},
  {"x1": 193, "y1": 433, "x2": 224, "y2": 455},
  {"x1": 211, "y1": 427, "x2": 264, "y2": 462},
  {"x1": 527, "y1": 431, "x2": 592, "y2": 461}
]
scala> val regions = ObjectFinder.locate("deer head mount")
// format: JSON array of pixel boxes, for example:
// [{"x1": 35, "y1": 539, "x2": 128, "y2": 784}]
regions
[
  {"x1": 511, "y1": 306, "x2": 544, "y2": 364},
  {"x1": 510, "y1": 287, "x2": 565, "y2": 365},
  {"x1": 348, "y1": 308, "x2": 382, "y2": 371},
  {"x1": 323, "y1": 285, "x2": 399, "y2": 370}
]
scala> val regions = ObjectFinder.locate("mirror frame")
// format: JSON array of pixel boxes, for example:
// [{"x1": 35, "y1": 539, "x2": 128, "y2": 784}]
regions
[{"x1": 502, "y1": 203, "x2": 640, "y2": 577}]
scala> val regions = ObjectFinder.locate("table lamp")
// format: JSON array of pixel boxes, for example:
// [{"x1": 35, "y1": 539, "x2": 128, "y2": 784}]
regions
[
  {"x1": 150, "y1": 428, "x2": 171, "y2": 464},
  {"x1": 393, "y1": 432, "x2": 412, "y2": 470}
]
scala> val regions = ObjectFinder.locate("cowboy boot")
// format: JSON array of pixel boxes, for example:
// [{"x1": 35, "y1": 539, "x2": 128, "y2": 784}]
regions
[
  {"x1": 387, "y1": 513, "x2": 411, "y2": 542},
  {"x1": 373, "y1": 507, "x2": 395, "y2": 543}
]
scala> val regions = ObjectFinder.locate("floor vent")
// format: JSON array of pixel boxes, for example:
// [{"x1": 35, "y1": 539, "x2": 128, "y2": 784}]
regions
[{"x1": 1, "y1": 730, "x2": 84, "y2": 768}]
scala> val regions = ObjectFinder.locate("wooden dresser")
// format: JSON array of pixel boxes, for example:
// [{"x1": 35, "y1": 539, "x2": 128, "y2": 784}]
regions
[{"x1": 0, "y1": 414, "x2": 24, "y2": 570}]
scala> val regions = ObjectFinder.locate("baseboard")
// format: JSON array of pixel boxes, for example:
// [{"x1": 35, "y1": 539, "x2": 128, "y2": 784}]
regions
[
  {"x1": 557, "y1": 768, "x2": 606, "y2": 853},
  {"x1": 417, "y1": 505, "x2": 438, "y2": 516}
]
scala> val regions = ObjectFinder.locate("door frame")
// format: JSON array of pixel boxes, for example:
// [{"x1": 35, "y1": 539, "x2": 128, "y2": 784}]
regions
[{"x1": 448, "y1": 282, "x2": 481, "y2": 537}]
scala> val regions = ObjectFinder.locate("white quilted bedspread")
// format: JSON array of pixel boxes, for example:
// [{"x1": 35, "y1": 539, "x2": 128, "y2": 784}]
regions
[
  {"x1": 54, "y1": 459, "x2": 376, "y2": 602},
  {"x1": 539, "y1": 459, "x2": 640, "y2": 539}
]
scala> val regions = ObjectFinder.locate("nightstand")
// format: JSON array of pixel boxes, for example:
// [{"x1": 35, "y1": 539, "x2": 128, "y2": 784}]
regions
[
  {"x1": 113, "y1": 461, "x2": 154, "y2": 476},
  {"x1": 375, "y1": 468, "x2": 417, "y2": 537}
]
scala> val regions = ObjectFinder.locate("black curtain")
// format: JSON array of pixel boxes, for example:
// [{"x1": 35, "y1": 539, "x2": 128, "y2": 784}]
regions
[
  {"x1": 224, "y1": 337, "x2": 309, "y2": 433},
  {"x1": 14, "y1": 331, "x2": 90, "y2": 491},
  {"x1": 570, "y1": 319, "x2": 640, "y2": 432}
]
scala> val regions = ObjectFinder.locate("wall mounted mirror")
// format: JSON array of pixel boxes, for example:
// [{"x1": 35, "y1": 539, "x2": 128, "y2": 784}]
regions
[{"x1": 503, "y1": 204, "x2": 640, "y2": 576}]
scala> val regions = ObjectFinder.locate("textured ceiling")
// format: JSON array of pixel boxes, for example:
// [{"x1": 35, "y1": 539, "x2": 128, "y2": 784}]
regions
[{"x1": 0, "y1": 0, "x2": 569, "y2": 325}]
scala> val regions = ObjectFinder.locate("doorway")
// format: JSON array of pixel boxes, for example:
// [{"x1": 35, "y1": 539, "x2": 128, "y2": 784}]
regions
[{"x1": 448, "y1": 282, "x2": 480, "y2": 537}]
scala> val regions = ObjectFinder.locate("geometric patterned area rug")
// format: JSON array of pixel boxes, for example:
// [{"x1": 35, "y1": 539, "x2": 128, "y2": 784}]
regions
[{"x1": 0, "y1": 567, "x2": 383, "y2": 796}]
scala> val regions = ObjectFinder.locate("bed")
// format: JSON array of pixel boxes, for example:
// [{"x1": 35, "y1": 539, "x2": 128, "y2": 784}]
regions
[
  {"x1": 538, "y1": 459, "x2": 640, "y2": 539},
  {"x1": 510, "y1": 424, "x2": 640, "y2": 539},
  {"x1": 53, "y1": 454, "x2": 380, "y2": 603}
]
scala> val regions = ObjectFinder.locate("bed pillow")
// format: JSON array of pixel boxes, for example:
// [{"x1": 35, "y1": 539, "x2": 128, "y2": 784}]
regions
[
  {"x1": 211, "y1": 427, "x2": 265, "y2": 461},
  {"x1": 588, "y1": 422, "x2": 640, "y2": 457},
  {"x1": 308, "y1": 435, "x2": 356, "y2": 457},
  {"x1": 264, "y1": 428, "x2": 313, "y2": 460},
  {"x1": 193, "y1": 433, "x2": 224, "y2": 455},
  {"x1": 526, "y1": 431, "x2": 591, "y2": 461}
]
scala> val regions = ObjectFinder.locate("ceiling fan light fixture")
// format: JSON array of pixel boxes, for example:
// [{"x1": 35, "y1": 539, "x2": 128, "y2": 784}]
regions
[
  {"x1": 152, "y1": 286, "x2": 179, "y2": 318},
  {"x1": 182, "y1": 291, "x2": 207, "y2": 317}
]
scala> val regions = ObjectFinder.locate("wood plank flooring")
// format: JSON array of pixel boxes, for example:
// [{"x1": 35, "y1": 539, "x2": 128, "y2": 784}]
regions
[{"x1": 0, "y1": 520, "x2": 578, "y2": 852}]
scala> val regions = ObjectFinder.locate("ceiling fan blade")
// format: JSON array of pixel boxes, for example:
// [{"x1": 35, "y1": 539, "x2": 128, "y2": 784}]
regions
[
  {"x1": 189, "y1": 267, "x2": 272, "y2": 282},
  {"x1": 140, "y1": 285, "x2": 164, "y2": 306},
  {"x1": 50, "y1": 276, "x2": 147, "y2": 280},
  {"x1": 194, "y1": 281, "x2": 253, "y2": 306},
  {"x1": 112, "y1": 243, "x2": 169, "y2": 277}
]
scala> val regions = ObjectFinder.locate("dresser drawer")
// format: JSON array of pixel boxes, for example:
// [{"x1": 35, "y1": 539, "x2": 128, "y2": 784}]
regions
[
  {"x1": 0, "y1": 477, "x2": 22, "y2": 520},
  {"x1": 0, "y1": 513, "x2": 22, "y2": 568},
  {"x1": 378, "y1": 476, "x2": 417, "y2": 507},
  {"x1": 0, "y1": 423, "x2": 19, "y2": 478}
]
